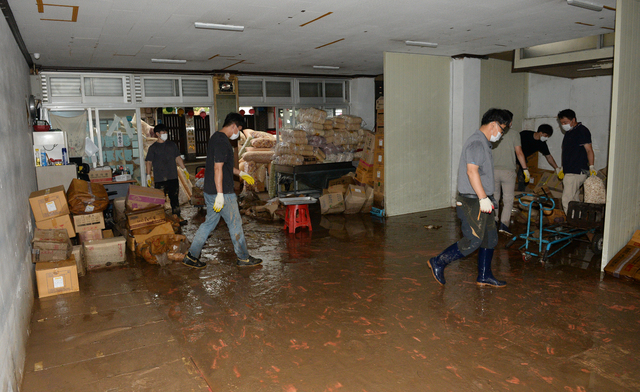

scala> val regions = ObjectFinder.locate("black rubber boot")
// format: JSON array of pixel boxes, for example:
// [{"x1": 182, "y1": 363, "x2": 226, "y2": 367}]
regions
[
  {"x1": 427, "y1": 243, "x2": 464, "y2": 285},
  {"x1": 476, "y1": 248, "x2": 506, "y2": 288}
]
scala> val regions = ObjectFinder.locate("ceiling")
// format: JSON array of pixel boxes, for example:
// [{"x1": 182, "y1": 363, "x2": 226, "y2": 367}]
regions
[{"x1": 5, "y1": 0, "x2": 617, "y2": 77}]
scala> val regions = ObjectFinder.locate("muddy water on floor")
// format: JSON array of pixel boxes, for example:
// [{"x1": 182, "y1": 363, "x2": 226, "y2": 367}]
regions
[{"x1": 138, "y1": 205, "x2": 640, "y2": 391}]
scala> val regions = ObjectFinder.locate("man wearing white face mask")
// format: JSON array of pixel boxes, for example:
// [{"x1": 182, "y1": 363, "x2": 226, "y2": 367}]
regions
[
  {"x1": 427, "y1": 108, "x2": 511, "y2": 288},
  {"x1": 182, "y1": 112, "x2": 261, "y2": 269},
  {"x1": 516, "y1": 124, "x2": 561, "y2": 191},
  {"x1": 557, "y1": 109, "x2": 595, "y2": 213},
  {"x1": 145, "y1": 123, "x2": 188, "y2": 216}
]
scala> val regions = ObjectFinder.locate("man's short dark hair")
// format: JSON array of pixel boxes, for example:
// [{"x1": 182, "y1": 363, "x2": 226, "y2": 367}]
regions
[
  {"x1": 557, "y1": 109, "x2": 576, "y2": 121},
  {"x1": 223, "y1": 112, "x2": 245, "y2": 129},
  {"x1": 537, "y1": 123, "x2": 553, "y2": 137},
  {"x1": 481, "y1": 108, "x2": 511, "y2": 126},
  {"x1": 154, "y1": 123, "x2": 167, "y2": 133}
]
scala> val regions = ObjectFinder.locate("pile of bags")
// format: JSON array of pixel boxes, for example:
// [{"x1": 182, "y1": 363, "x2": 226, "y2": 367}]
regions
[{"x1": 238, "y1": 129, "x2": 276, "y2": 192}]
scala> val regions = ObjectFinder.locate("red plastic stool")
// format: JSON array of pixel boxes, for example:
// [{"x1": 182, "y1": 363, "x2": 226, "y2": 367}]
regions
[{"x1": 284, "y1": 204, "x2": 312, "y2": 233}]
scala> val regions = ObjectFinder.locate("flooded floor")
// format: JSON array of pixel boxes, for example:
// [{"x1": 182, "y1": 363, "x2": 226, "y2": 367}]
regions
[{"x1": 21, "y1": 204, "x2": 640, "y2": 391}]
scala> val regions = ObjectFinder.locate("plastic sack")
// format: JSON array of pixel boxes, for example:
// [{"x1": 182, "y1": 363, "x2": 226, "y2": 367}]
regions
[
  {"x1": 84, "y1": 137, "x2": 99, "y2": 157},
  {"x1": 584, "y1": 175, "x2": 606, "y2": 204}
]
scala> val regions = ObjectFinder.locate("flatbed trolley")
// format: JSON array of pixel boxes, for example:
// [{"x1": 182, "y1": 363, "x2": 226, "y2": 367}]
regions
[{"x1": 505, "y1": 193, "x2": 605, "y2": 262}]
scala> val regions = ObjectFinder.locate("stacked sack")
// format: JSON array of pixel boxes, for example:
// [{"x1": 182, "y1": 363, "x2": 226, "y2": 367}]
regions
[
  {"x1": 239, "y1": 129, "x2": 276, "y2": 192},
  {"x1": 273, "y1": 129, "x2": 306, "y2": 166},
  {"x1": 296, "y1": 108, "x2": 328, "y2": 138}
]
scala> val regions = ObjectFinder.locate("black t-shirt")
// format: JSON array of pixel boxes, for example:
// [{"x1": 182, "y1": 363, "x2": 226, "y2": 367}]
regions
[
  {"x1": 520, "y1": 130, "x2": 551, "y2": 159},
  {"x1": 561, "y1": 123, "x2": 592, "y2": 174},
  {"x1": 204, "y1": 132, "x2": 235, "y2": 194},
  {"x1": 145, "y1": 140, "x2": 180, "y2": 182}
]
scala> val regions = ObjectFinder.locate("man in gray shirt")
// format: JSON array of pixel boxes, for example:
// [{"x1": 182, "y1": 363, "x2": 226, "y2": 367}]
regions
[{"x1": 428, "y1": 108, "x2": 511, "y2": 288}]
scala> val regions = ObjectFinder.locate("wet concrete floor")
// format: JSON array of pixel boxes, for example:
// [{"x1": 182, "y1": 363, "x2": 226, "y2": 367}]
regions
[{"x1": 21, "y1": 204, "x2": 640, "y2": 391}]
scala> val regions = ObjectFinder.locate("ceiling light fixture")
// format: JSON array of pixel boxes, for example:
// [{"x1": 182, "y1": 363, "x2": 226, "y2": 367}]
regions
[
  {"x1": 151, "y1": 58, "x2": 187, "y2": 64},
  {"x1": 405, "y1": 40, "x2": 438, "y2": 48},
  {"x1": 567, "y1": 0, "x2": 603, "y2": 11},
  {"x1": 194, "y1": 22, "x2": 244, "y2": 32},
  {"x1": 313, "y1": 65, "x2": 340, "y2": 70}
]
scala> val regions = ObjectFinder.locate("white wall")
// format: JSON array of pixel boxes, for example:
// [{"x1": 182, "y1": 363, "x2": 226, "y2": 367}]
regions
[
  {"x1": 450, "y1": 58, "x2": 481, "y2": 204},
  {"x1": 525, "y1": 73, "x2": 612, "y2": 171},
  {"x1": 384, "y1": 52, "x2": 451, "y2": 216},
  {"x1": 0, "y1": 17, "x2": 37, "y2": 391},
  {"x1": 349, "y1": 78, "x2": 375, "y2": 130},
  {"x1": 602, "y1": 0, "x2": 640, "y2": 268}
]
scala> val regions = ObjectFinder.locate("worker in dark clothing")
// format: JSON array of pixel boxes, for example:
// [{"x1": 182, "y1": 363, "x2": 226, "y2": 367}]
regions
[
  {"x1": 427, "y1": 108, "x2": 512, "y2": 288},
  {"x1": 145, "y1": 123, "x2": 189, "y2": 216},
  {"x1": 516, "y1": 124, "x2": 562, "y2": 191}
]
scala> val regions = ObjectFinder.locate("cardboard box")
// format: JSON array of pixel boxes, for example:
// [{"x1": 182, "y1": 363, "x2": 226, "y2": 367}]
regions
[
  {"x1": 88, "y1": 169, "x2": 112, "y2": 183},
  {"x1": 319, "y1": 193, "x2": 345, "y2": 215},
  {"x1": 373, "y1": 180, "x2": 384, "y2": 194},
  {"x1": 78, "y1": 229, "x2": 103, "y2": 243},
  {"x1": 327, "y1": 184, "x2": 349, "y2": 195},
  {"x1": 126, "y1": 206, "x2": 166, "y2": 230},
  {"x1": 35, "y1": 258, "x2": 79, "y2": 298},
  {"x1": 355, "y1": 160, "x2": 374, "y2": 186},
  {"x1": 373, "y1": 134, "x2": 384, "y2": 151},
  {"x1": 376, "y1": 96, "x2": 384, "y2": 110},
  {"x1": 29, "y1": 185, "x2": 69, "y2": 222},
  {"x1": 376, "y1": 111, "x2": 384, "y2": 127},
  {"x1": 71, "y1": 245, "x2": 85, "y2": 276},
  {"x1": 131, "y1": 222, "x2": 175, "y2": 252},
  {"x1": 102, "y1": 229, "x2": 114, "y2": 238},
  {"x1": 344, "y1": 185, "x2": 367, "y2": 214},
  {"x1": 360, "y1": 185, "x2": 374, "y2": 214},
  {"x1": 73, "y1": 212, "x2": 105, "y2": 233},
  {"x1": 374, "y1": 151, "x2": 384, "y2": 166},
  {"x1": 84, "y1": 237, "x2": 127, "y2": 270},
  {"x1": 362, "y1": 131, "x2": 376, "y2": 153},
  {"x1": 373, "y1": 165, "x2": 384, "y2": 182},
  {"x1": 113, "y1": 197, "x2": 127, "y2": 223},
  {"x1": 373, "y1": 191, "x2": 384, "y2": 209},
  {"x1": 605, "y1": 246, "x2": 640, "y2": 279},
  {"x1": 32, "y1": 228, "x2": 72, "y2": 263},
  {"x1": 126, "y1": 185, "x2": 167, "y2": 211},
  {"x1": 327, "y1": 175, "x2": 355, "y2": 189},
  {"x1": 36, "y1": 214, "x2": 75, "y2": 238}
]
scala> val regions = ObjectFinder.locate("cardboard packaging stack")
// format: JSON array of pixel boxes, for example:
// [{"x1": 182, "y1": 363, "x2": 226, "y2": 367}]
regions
[
  {"x1": 122, "y1": 185, "x2": 174, "y2": 251},
  {"x1": 604, "y1": 230, "x2": 640, "y2": 280},
  {"x1": 31, "y1": 228, "x2": 80, "y2": 298},
  {"x1": 31, "y1": 228, "x2": 72, "y2": 263},
  {"x1": 29, "y1": 185, "x2": 75, "y2": 238},
  {"x1": 319, "y1": 174, "x2": 374, "y2": 215}
]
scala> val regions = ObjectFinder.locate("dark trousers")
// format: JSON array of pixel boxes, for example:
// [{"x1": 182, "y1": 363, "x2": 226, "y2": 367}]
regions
[
  {"x1": 456, "y1": 194, "x2": 498, "y2": 255},
  {"x1": 155, "y1": 178, "x2": 180, "y2": 214}
]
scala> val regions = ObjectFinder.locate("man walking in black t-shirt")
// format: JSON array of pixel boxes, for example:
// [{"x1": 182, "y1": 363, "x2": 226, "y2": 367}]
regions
[
  {"x1": 182, "y1": 113, "x2": 262, "y2": 269},
  {"x1": 557, "y1": 109, "x2": 596, "y2": 213},
  {"x1": 145, "y1": 123, "x2": 189, "y2": 216}
]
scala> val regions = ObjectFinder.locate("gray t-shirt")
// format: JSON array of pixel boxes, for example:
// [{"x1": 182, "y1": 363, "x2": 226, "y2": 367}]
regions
[
  {"x1": 458, "y1": 129, "x2": 494, "y2": 196},
  {"x1": 492, "y1": 128, "x2": 520, "y2": 170},
  {"x1": 145, "y1": 140, "x2": 180, "y2": 182}
]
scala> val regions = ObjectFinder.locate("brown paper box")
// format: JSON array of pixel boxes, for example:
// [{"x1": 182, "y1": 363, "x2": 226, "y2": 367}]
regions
[
  {"x1": 84, "y1": 237, "x2": 127, "y2": 270},
  {"x1": 126, "y1": 185, "x2": 167, "y2": 211},
  {"x1": 35, "y1": 258, "x2": 79, "y2": 298},
  {"x1": 73, "y1": 212, "x2": 105, "y2": 233},
  {"x1": 29, "y1": 185, "x2": 69, "y2": 222},
  {"x1": 126, "y1": 206, "x2": 166, "y2": 230},
  {"x1": 36, "y1": 214, "x2": 76, "y2": 239},
  {"x1": 319, "y1": 193, "x2": 345, "y2": 215},
  {"x1": 344, "y1": 185, "x2": 367, "y2": 214},
  {"x1": 604, "y1": 246, "x2": 640, "y2": 279},
  {"x1": 71, "y1": 245, "x2": 85, "y2": 277}
]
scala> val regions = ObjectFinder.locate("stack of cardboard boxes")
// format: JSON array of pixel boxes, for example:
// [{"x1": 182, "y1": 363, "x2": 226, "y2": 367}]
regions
[
  {"x1": 604, "y1": 230, "x2": 640, "y2": 281},
  {"x1": 31, "y1": 228, "x2": 80, "y2": 298},
  {"x1": 318, "y1": 174, "x2": 374, "y2": 215},
  {"x1": 120, "y1": 185, "x2": 175, "y2": 252},
  {"x1": 29, "y1": 186, "x2": 75, "y2": 238}
]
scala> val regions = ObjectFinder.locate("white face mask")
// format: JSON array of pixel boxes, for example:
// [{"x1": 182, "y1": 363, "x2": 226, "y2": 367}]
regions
[
  {"x1": 561, "y1": 123, "x2": 572, "y2": 132},
  {"x1": 230, "y1": 130, "x2": 240, "y2": 140},
  {"x1": 159, "y1": 133, "x2": 168, "y2": 141},
  {"x1": 540, "y1": 136, "x2": 549, "y2": 142},
  {"x1": 490, "y1": 132, "x2": 502, "y2": 143}
]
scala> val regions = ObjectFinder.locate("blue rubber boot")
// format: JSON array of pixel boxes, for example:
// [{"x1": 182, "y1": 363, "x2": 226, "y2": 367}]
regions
[
  {"x1": 427, "y1": 243, "x2": 464, "y2": 285},
  {"x1": 476, "y1": 248, "x2": 506, "y2": 288}
]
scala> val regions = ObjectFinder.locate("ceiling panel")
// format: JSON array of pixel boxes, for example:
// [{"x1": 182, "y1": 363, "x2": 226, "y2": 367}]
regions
[{"x1": 6, "y1": 0, "x2": 617, "y2": 76}]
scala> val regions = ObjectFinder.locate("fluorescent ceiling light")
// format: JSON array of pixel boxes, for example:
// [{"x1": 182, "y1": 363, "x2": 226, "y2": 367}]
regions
[
  {"x1": 313, "y1": 65, "x2": 340, "y2": 70},
  {"x1": 194, "y1": 22, "x2": 244, "y2": 32},
  {"x1": 151, "y1": 59, "x2": 187, "y2": 64},
  {"x1": 405, "y1": 40, "x2": 438, "y2": 48},
  {"x1": 567, "y1": 0, "x2": 603, "y2": 11}
]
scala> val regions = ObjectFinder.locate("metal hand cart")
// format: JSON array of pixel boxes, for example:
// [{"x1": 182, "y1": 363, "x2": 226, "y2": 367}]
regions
[{"x1": 505, "y1": 193, "x2": 605, "y2": 262}]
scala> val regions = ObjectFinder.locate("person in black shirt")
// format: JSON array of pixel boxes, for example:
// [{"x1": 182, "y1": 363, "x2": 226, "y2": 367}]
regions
[
  {"x1": 182, "y1": 113, "x2": 262, "y2": 269},
  {"x1": 557, "y1": 109, "x2": 596, "y2": 212},
  {"x1": 145, "y1": 123, "x2": 189, "y2": 216},
  {"x1": 517, "y1": 124, "x2": 561, "y2": 190}
]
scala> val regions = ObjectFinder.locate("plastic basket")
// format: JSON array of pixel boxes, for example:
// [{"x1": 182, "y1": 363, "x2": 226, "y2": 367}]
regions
[{"x1": 566, "y1": 201, "x2": 605, "y2": 230}]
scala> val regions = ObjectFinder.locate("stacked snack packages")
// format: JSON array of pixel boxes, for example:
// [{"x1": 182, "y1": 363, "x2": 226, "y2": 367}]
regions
[
  {"x1": 239, "y1": 130, "x2": 276, "y2": 192},
  {"x1": 273, "y1": 129, "x2": 306, "y2": 166}
]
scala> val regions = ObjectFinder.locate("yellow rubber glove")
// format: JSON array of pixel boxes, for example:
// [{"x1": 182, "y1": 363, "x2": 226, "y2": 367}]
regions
[
  {"x1": 147, "y1": 174, "x2": 153, "y2": 187},
  {"x1": 523, "y1": 169, "x2": 530, "y2": 184},
  {"x1": 589, "y1": 165, "x2": 597, "y2": 176},
  {"x1": 239, "y1": 170, "x2": 255, "y2": 185},
  {"x1": 182, "y1": 167, "x2": 190, "y2": 180},
  {"x1": 213, "y1": 193, "x2": 224, "y2": 212},
  {"x1": 556, "y1": 167, "x2": 564, "y2": 180}
]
